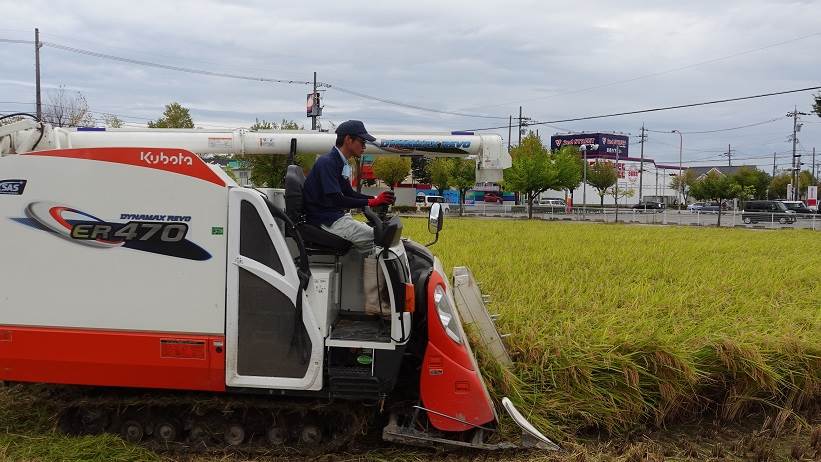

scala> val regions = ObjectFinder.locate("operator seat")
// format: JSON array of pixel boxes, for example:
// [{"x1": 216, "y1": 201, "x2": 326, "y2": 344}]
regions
[{"x1": 284, "y1": 165, "x2": 353, "y2": 255}]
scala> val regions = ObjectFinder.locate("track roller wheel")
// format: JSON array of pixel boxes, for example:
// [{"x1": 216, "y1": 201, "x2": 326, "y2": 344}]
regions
[
  {"x1": 266, "y1": 425, "x2": 287, "y2": 446},
  {"x1": 224, "y1": 423, "x2": 246, "y2": 446},
  {"x1": 154, "y1": 420, "x2": 179, "y2": 443},
  {"x1": 300, "y1": 424, "x2": 323, "y2": 445},
  {"x1": 189, "y1": 421, "x2": 215, "y2": 447},
  {"x1": 59, "y1": 407, "x2": 109, "y2": 435},
  {"x1": 120, "y1": 419, "x2": 145, "y2": 443}
]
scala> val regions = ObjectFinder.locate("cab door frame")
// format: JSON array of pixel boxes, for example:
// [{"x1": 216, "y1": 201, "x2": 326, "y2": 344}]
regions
[{"x1": 225, "y1": 188, "x2": 323, "y2": 391}]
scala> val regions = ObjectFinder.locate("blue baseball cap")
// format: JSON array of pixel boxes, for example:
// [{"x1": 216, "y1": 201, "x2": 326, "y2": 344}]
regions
[{"x1": 335, "y1": 120, "x2": 376, "y2": 142}]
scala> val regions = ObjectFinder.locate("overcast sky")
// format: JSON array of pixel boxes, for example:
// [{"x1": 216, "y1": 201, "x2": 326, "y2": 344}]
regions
[{"x1": 2, "y1": 0, "x2": 820, "y2": 172}]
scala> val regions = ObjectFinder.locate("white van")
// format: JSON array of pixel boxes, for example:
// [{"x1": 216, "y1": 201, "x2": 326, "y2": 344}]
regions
[
  {"x1": 538, "y1": 198, "x2": 566, "y2": 208},
  {"x1": 416, "y1": 195, "x2": 451, "y2": 212}
]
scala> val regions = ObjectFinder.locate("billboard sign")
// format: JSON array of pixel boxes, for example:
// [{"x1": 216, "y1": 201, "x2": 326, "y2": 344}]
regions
[
  {"x1": 306, "y1": 93, "x2": 322, "y2": 117},
  {"x1": 550, "y1": 133, "x2": 629, "y2": 158}
]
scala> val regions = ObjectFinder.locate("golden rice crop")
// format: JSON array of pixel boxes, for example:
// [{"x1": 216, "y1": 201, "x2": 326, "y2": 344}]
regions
[{"x1": 402, "y1": 218, "x2": 820, "y2": 438}]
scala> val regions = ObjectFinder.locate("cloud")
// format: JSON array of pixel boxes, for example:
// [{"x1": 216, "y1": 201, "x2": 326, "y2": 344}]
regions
[{"x1": 1, "y1": 0, "x2": 819, "y2": 171}]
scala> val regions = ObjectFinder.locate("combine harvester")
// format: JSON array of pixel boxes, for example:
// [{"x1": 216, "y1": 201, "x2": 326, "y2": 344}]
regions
[{"x1": 0, "y1": 114, "x2": 557, "y2": 453}]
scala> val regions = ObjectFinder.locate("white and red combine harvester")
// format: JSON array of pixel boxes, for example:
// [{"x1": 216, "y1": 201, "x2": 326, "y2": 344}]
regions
[{"x1": 0, "y1": 115, "x2": 555, "y2": 452}]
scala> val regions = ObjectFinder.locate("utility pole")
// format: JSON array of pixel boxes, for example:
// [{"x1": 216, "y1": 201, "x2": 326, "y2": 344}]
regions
[
  {"x1": 767, "y1": 152, "x2": 777, "y2": 199},
  {"x1": 813, "y1": 147, "x2": 817, "y2": 180},
  {"x1": 310, "y1": 72, "x2": 318, "y2": 130},
  {"x1": 518, "y1": 106, "x2": 522, "y2": 145},
  {"x1": 507, "y1": 115, "x2": 512, "y2": 151},
  {"x1": 787, "y1": 107, "x2": 808, "y2": 200},
  {"x1": 772, "y1": 152, "x2": 777, "y2": 177},
  {"x1": 725, "y1": 144, "x2": 732, "y2": 167},
  {"x1": 638, "y1": 125, "x2": 646, "y2": 201},
  {"x1": 35, "y1": 28, "x2": 42, "y2": 120},
  {"x1": 672, "y1": 130, "x2": 683, "y2": 211},
  {"x1": 655, "y1": 167, "x2": 658, "y2": 198},
  {"x1": 514, "y1": 107, "x2": 531, "y2": 146}
]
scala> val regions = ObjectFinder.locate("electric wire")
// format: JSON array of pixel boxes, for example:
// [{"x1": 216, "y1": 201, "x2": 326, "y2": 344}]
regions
[
  {"x1": 0, "y1": 101, "x2": 248, "y2": 130},
  {"x1": 464, "y1": 85, "x2": 821, "y2": 131},
  {"x1": 0, "y1": 38, "x2": 508, "y2": 120},
  {"x1": 456, "y1": 31, "x2": 821, "y2": 112},
  {"x1": 645, "y1": 117, "x2": 783, "y2": 135}
]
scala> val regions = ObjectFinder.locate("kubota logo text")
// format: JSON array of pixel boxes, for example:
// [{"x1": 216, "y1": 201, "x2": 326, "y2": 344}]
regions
[{"x1": 140, "y1": 151, "x2": 194, "y2": 166}]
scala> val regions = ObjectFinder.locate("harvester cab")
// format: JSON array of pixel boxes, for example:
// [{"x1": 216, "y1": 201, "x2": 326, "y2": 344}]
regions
[{"x1": 0, "y1": 116, "x2": 556, "y2": 451}]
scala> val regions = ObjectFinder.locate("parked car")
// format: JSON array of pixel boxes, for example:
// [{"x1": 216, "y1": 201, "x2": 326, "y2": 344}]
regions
[
  {"x1": 416, "y1": 195, "x2": 450, "y2": 212},
  {"x1": 700, "y1": 203, "x2": 721, "y2": 213},
  {"x1": 741, "y1": 200, "x2": 795, "y2": 224},
  {"x1": 539, "y1": 197, "x2": 566, "y2": 206},
  {"x1": 538, "y1": 198, "x2": 566, "y2": 212},
  {"x1": 632, "y1": 201, "x2": 665, "y2": 213},
  {"x1": 687, "y1": 202, "x2": 705, "y2": 212},
  {"x1": 778, "y1": 200, "x2": 815, "y2": 215},
  {"x1": 483, "y1": 192, "x2": 503, "y2": 203}
]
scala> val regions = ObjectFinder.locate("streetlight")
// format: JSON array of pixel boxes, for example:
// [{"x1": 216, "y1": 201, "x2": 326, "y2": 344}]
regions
[
  {"x1": 579, "y1": 144, "x2": 599, "y2": 220},
  {"x1": 614, "y1": 145, "x2": 622, "y2": 223},
  {"x1": 671, "y1": 130, "x2": 683, "y2": 212}
]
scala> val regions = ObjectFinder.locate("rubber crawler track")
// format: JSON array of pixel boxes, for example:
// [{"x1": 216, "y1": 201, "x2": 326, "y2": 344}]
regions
[{"x1": 45, "y1": 386, "x2": 374, "y2": 456}]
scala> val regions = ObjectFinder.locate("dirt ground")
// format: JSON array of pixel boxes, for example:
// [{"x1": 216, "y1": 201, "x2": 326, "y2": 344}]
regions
[{"x1": 173, "y1": 413, "x2": 820, "y2": 462}]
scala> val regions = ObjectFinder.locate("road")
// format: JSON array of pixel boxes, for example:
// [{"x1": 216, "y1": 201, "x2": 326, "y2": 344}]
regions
[{"x1": 448, "y1": 205, "x2": 821, "y2": 230}]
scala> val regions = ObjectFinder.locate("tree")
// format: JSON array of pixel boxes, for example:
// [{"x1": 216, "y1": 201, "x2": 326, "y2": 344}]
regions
[
  {"x1": 606, "y1": 185, "x2": 635, "y2": 211},
  {"x1": 428, "y1": 158, "x2": 452, "y2": 195},
  {"x1": 43, "y1": 86, "x2": 95, "y2": 127},
  {"x1": 148, "y1": 102, "x2": 194, "y2": 128},
  {"x1": 768, "y1": 170, "x2": 817, "y2": 199},
  {"x1": 690, "y1": 171, "x2": 741, "y2": 227},
  {"x1": 502, "y1": 133, "x2": 558, "y2": 219},
  {"x1": 450, "y1": 158, "x2": 477, "y2": 216},
  {"x1": 410, "y1": 156, "x2": 431, "y2": 184},
  {"x1": 798, "y1": 170, "x2": 818, "y2": 195},
  {"x1": 372, "y1": 156, "x2": 411, "y2": 188},
  {"x1": 586, "y1": 161, "x2": 618, "y2": 208},
  {"x1": 768, "y1": 173, "x2": 792, "y2": 199},
  {"x1": 669, "y1": 169, "x2": 698, "y2": 206},
  {"x1": 735, "y1": 184, "x2": 757, "y2": 206},
  {"x1": 813, "y1": 92, "x2": 821, "y2": 118},
  {"x1": 250, "y1": 118, "x2": 275, "y2": 131},
  {"x1": 553, "y1": 146, "x2": 583, "y2": 203},
  {"x1": 234, "y1": 119, "x2": 309, "y2": 187},
  {"x1": 731, "y1": 166, "x2": 770, "y2": 200},
  {"x1": 102, "y1": 114, "x2": 124, "y2": 128}
]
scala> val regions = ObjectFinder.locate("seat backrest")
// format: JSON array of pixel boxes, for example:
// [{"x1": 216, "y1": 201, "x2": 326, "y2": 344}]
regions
[{"x1": 284, "y1": 164, "x2": 306, "y2": 222}]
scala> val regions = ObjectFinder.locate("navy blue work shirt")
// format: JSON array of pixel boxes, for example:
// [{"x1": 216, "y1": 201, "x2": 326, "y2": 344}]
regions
[{"x1": 303, "y1": 147, "x2": 372, "y2": 226}]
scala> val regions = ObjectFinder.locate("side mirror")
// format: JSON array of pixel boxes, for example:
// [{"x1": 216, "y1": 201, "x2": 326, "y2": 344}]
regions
[
  {"x1": 426, "y1": 203, "x2": 443, "y2": 246},
  {"x1": 428, "y1": 203, "x2": 444, "y2": 233}
]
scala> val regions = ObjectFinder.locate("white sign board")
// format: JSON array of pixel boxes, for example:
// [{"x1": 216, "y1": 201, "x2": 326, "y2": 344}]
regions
[{"x1": 808, "y1": 185, "x2": 818, "y2": 210}]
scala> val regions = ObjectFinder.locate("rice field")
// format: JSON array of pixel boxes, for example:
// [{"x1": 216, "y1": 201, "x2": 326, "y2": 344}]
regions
[
  {"x1": 401, "y1": 218, "x2": 820, "y2": 438},
  {"x1": 0, "y1": 219, "x2": 818, "y2": 460}
]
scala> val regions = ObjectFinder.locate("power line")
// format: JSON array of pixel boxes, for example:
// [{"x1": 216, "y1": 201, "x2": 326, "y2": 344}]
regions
[
  {"x1": 456, "y1": 31, "x2": 821, "y2": 112},
  {"x1": 325, "y1": 84, "x2": 508, "y2": 119},
  {"x1": 0, "y1": 37, "x2": 508, "y2": 120},
  {"x1": 0, "y1": 101, "x2": 244, "y2": 130},
  {"x1": 645, "y1": 117, "x2": 782, "y2": 135},
  {"x1": 0, "y1": 38, "x2": 315, "y2": 86},
  {"x1": 464, "y1": 85, "x2": 821, "y2": 131}
]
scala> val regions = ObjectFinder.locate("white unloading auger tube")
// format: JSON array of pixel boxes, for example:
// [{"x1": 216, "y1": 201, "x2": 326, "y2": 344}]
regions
[{"x1": 1, "y1": 126, "x2": 510, "y2": 183}]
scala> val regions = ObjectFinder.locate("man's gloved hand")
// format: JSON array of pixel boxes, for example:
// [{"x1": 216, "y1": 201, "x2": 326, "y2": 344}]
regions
[{"x1": 367, "y1": 190, "x2": 396, "y2": 207}]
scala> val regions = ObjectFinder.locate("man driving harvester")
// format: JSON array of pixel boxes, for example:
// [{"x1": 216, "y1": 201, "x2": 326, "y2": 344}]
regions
[{"x1": 303, "y1": 120, "x2": 396, "y2": 255}]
